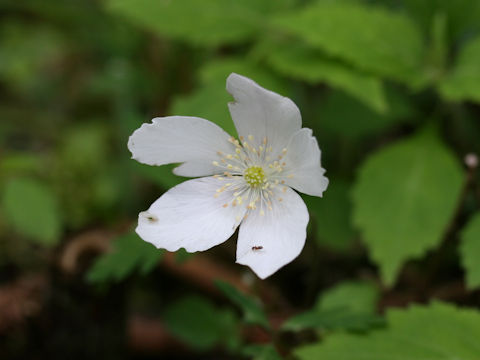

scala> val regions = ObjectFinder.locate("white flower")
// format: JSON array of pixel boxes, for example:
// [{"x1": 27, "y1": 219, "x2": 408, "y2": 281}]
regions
[{"x1": 128, "y1": 73, "x2": 328, "y2": 279}]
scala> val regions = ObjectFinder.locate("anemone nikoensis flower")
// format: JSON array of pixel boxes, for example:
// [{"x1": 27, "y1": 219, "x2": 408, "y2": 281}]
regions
[{"x1": 128, "y1": 73, "x2": 328, "y2": 279}]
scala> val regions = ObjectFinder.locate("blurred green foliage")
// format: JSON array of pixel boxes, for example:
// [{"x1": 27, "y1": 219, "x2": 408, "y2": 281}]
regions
[
  {"x1": 295, "y1": 302, "x2": 480, "y2": 359},
  {"x1": 1, "y1": 0, "x2": 480, "y2": 358}
]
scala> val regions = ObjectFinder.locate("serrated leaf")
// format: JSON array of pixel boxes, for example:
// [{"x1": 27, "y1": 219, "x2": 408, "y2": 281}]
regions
[
  {"x1": 2, "y1": 177, "x2": 62, "y2": 246},
  {"x1": 272, "y1": 2, "x2": 425, "y2": 86},
  {"x1": 352, "y1": 129, "x2": 464, "y2": 286},
  {"x1": 460, "y1": 213, "x2": 480, "y2": 289},
  {"x1": 163, "y1": 295, "x2": 239, "y2": 351},
  {"x1": 439, "y1": 36, "x2": 480, "y2": 103},
  {"x1": 106, "y1": 0, "x2": 275, "y2": 47},
  {"x1": 258, "y1": 39, "x2": 387, "y2": 113},
  {"x1": 284, "y1": 308, "x2": 384, "y2": 333},
  {"x1": 317, "y1": 281, "x2": 379, "y2": 315},
  {"x1": 306, "y1": 180, "x2": 355, "y2": 251},
  {"x1": 215, "y1": 280, "x2": 269, "y2": 329},
  {"x1": 284, "y1": 281, "x2": 383, "y2": 332},
  {"x1": 87, "y1": 232, "x2": 163, "y2": 283},
  {"x1": 295, "y1": 302, "x2": 480, "y2": 360},
  {"x1": 172, "y1": 58, "x2": 287, "y2": 136}
]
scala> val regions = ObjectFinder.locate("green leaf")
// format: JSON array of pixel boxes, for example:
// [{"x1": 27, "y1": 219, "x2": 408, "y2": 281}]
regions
[
  {"x1": 460, "y1": 213, "x2": 480, "y2": 289},
  {"x1": 317, "y1": 281, "x2": 379, "y2": 315},
  {"x1": 106, "y1": 0, "x2": 277, "y2": 47},
  {"x1": 163, "y1": 295, "x2": 239, "y2": 351},
  {"x1": 2, "y1": 177, "x2": 62, "y2": 246},
  {"x1": 87, "y1": 232, "x2": 163, "y2": 283},
  {"x1": 284, "y1": 308, "x2": 384, "y2": 333},
  {"x1": 215, "y1": 280, "x2": 270, "y2": 329},
  {"x1": 352, "y1": 129, "x2": 464, "y2": 286},
  {"x1": 306, "y1": 180, "x2": 355, "y2": 251},
  {"x1": 404, "y1": 0, "x2": 480, "y2": 44},
  {"x1": 258, "y1": 39, "x2": 387, "y2": 113},
  {"x1": 284, "y1": 281, "x2": 383, "y2": 332},
  {"x1": 295, "y1": 302, "x2": 480, "y2": 360},
  {"x1": 172, "y1": 58, "x2": 287, "y2": 136},
  {"x1": 439, "y1": 36, "x2": 480, "y2": 103},
  {"x1": 272, "y1": 2, "x2": 425, "y2": 86},
  {"x1": 318, "y1": 90, "x2": 409, "y2": 139}
]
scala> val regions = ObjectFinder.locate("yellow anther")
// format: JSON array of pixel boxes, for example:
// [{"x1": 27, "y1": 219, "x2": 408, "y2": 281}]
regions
[{"x1": 244, "y1": 166, "x2": 266, "y2": 187}]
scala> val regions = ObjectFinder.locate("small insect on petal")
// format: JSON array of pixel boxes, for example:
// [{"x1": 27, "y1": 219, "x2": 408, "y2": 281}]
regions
[
  {"x1": 140, "y1": 211, "x2": 158, "y2": 223},
  {"x1": 252, "y1": 246, "x2": 263, "y2": 251}
]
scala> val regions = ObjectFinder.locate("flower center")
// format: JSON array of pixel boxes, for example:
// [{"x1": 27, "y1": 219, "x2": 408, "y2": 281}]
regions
[{"x1": 244, "y1": 166, "x2": 265, "y2": 187}]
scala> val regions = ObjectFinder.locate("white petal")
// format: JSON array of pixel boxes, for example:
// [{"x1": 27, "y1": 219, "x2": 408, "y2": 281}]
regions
[
  {"x1": 236, "y1": 187, "x2": 309, "y2": 279},
  {"x1": 136, "y1": 177, "x2": 246, "y2": 252},
  {"x1": 227, "y1": 73, "x2": 301, "y2": 156},
  {"x1": 128, "y1": 116, "x2": 235, "y2": 177},
  {"x1": 282, "y1": 128, "x2": 329, "y2": 197}
]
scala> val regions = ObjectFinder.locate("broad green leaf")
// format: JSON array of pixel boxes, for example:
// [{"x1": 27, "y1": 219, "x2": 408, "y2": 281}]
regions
[
  {"x1": 163, "y1": 295, "x2": 239, "y2": 351},
  {"x1": 284, "y1": 281, "x2": 383, "y2": 332},
  {"x1": 258, "y1": 40, "x2": 387, "y2": 113},
  {"x1": 172, "y1": 58, "x2": 287, "y2": 136},
  {"x1": 460, "y1": 213, "x2": 480, "y2": 289},
  {"x1": 317, "y1": 281, "x2": 379, "y2": 315},
  {"x1": 2, "y1": 177, "x2": 62, "y2": 246},
  {"x1": 295, "y1": 302, "x2": 480, "y2": 360},
  {"x1": 105, "y1": 0, "x2": 283, "y2": 47},
  {"x1": 215, "y1": 280, "x2": 269, "y2": 329},
  {"x1": 87, "y1": 232, "x2": 163, "y2": 283},
  {"x1": 439, "y1": 36, "x2": 480, "y2": 103},
  {"x1": 306, "y1": 180, "x2": 355, "y2": 251},
  {"x1": 272, "y1": 2, "x2": 424, "y2": 86},
  {"x1": 283, "y1": 308, "x2": 384, "y2": 333},
  {"x1": 352, "y1": 129, "x2": 464, "y2": 286}
]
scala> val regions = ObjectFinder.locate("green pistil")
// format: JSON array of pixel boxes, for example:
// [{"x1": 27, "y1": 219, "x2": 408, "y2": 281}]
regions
[{"x1": 244, "y1": 166, "x2": 265, "y2": 187}]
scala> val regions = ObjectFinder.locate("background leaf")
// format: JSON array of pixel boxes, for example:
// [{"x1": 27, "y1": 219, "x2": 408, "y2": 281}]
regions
[
  {"x1": 352, "y1": 128, "x2": 464, "y2": 285},
  {"x1": 460, "y1": 212, "x2": 480, "y2": 289},
  {"x1": 439, "y1": 36, "x2": 480, "y2": 103},
  {"x1": 272, "y1": 2, "x2": 425, "y2": 86},
  {"x1": 87, "y1": 231, "x2": 163, "y2": 283},
  {"x1": 163, "y1": 295, "x2": 239, "y2": 351},
  {"x1": 105, "y1": 0, "x2": 287, "y2": 47},
  {"x1": 295, "y1": 302, "x2": 480, "y2": 360},
  {"x1": 317, "y1": 89, "x2": 412, "y2": 139},
  {"x1": 257, "y1": 39, "x2": 387, "y2": 113},
  {"x1": 215, "y1": 280, "x2": 269, "y2": 329},
  {"x1": 306, "y1": 180, "x2": 355, "y2": 251},
  {"x1": 2, "y1": 177, "x2": 62, "y2": 246},
  {"x1": 316, "y1": 281, "x2": 379, "y2": 315},
  {"x1": 284, "y1": 281, "x2": 383, "y2": 332}
]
